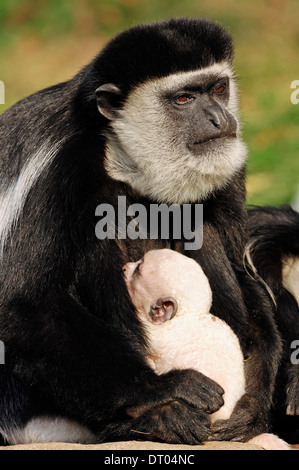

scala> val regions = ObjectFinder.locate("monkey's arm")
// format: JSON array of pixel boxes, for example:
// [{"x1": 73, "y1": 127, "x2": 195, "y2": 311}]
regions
[
  {"x1": 1, "y1": 293, "x2": 225, "y2": 444},
  {"x1": 0, "y1": 240, "x2": 225, "y2": 445}
]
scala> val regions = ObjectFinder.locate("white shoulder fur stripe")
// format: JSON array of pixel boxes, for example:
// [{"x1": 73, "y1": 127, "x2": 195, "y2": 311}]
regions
[{"x1": 0, "y1": 140, "x2": 61, "y2": 257}]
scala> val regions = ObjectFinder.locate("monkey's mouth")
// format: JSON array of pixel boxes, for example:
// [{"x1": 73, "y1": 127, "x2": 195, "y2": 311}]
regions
[
  {"x1": 188, "y1": 134, "x2": 237, "y2": 156},
  {"x1": 192, "y1": 133, "x2": 237, "y2": 147}
]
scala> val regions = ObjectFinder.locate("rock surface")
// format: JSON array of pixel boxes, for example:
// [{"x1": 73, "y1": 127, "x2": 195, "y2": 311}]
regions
[{"x1": 0, "y1": 440, "x2": 263, "y2": 450}]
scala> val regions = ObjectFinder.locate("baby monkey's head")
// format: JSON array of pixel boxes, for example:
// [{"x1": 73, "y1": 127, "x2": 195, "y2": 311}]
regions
[{"x1": 123, "y1": 249, "x2": 212, "y2": 325}]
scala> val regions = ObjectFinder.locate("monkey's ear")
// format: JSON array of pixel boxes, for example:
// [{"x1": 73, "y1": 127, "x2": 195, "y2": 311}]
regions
[
  {"x1": 149, "y1": 297, "x2": 178, "y2": 325},
  {"x1": 95, "y1": 83, "x2": 122, "y2": 120}
]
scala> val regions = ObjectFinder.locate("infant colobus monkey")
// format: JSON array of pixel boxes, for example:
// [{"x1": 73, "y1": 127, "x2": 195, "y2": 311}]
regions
[{"x1": 123, "y1": 249, "x2": 290, "y2": 450}]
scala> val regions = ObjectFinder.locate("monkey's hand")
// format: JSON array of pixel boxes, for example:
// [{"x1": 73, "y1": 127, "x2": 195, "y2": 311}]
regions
[
  {"x1": 210, "y1": 394, "x2": 269, "y2": 442},
  {"x1": 125, "y1": 369, "x2": 224, "y2": 444},
  {"x1": 160, "y1": 368, "x2": 225, "y2": 414},
  {"x1": 127, "y1": 400, "x2": 212, "y2": 444}
]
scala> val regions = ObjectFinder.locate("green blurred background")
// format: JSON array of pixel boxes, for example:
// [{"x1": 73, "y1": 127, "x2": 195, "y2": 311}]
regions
[{"x1": 0, "y1": 0, "x2": 298, "y2": 207}]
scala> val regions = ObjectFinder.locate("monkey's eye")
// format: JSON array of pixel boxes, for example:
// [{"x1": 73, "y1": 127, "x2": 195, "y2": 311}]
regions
[
  {"x1": 175, "y1": 94, "x2": 193, "y2": 105},
  {"x1": 134, "y1": 258, "x2": 144, "y2": 276},
  {"x1": 214, "y1": 83, "x2": 226, "y2": 95}
]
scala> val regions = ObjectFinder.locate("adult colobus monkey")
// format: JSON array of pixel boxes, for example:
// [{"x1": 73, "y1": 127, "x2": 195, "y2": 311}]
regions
[{"x1": 0, "y1": 18, "x2": 283, "y2": 445}]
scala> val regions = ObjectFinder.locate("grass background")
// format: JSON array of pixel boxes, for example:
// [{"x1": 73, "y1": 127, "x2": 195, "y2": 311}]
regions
[{"x1": 0, "y1": 0, "x2": 298, "y2": 207}]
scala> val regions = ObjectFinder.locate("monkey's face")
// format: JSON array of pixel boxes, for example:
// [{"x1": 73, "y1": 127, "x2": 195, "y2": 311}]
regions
[
  {"x1": 98, "y1": 62, "x2": 247, "y2": 204},
  {"x1": 123, "y1": 249, "x2": 212, "y2": 324},
  {"x1": 122, "y1": 251, "x2": 175, "y2": 324}
]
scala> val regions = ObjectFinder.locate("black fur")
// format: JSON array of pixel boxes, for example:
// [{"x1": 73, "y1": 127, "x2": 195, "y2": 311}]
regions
[
  {"x1": 247, "y1": 205, "x2": 299, "y2": 443},
  {"x1": 0, "y1": 18, "x2": 282, "y2": 444}
]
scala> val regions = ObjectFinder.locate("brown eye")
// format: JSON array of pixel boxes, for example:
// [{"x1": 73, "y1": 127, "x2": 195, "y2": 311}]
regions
[
  {"x1": 215, "y1": 84, "x2": 226, "y2": 94},
  {"x1": 175, "y1": 94, "x2": 193, "y2": 105}
]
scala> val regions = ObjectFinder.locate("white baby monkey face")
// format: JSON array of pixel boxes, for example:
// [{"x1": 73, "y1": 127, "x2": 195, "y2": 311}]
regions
[
  {"x1": 123, "y1": 250, "x2": 179, "y2": 324},
  {"x1": 122, "y1": 249, "x2": 212, "y2": 324}
]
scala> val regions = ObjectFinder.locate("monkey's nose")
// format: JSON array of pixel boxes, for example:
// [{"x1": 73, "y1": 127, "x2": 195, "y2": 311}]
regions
[
  {"x1": 122, "y1": 262, "x2": 135, "y2": 280},
  {"x1": 205, "y1": 106, "x2": 221, "y2": 129}
]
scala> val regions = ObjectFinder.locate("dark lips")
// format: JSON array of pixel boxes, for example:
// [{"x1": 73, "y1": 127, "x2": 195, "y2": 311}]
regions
[
  {"x1": 188, "y1": 134, "x2": 237, "y2": 154},
  {"x1": 193, "y1": 133, "x2": 237, "y2": 146}
]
